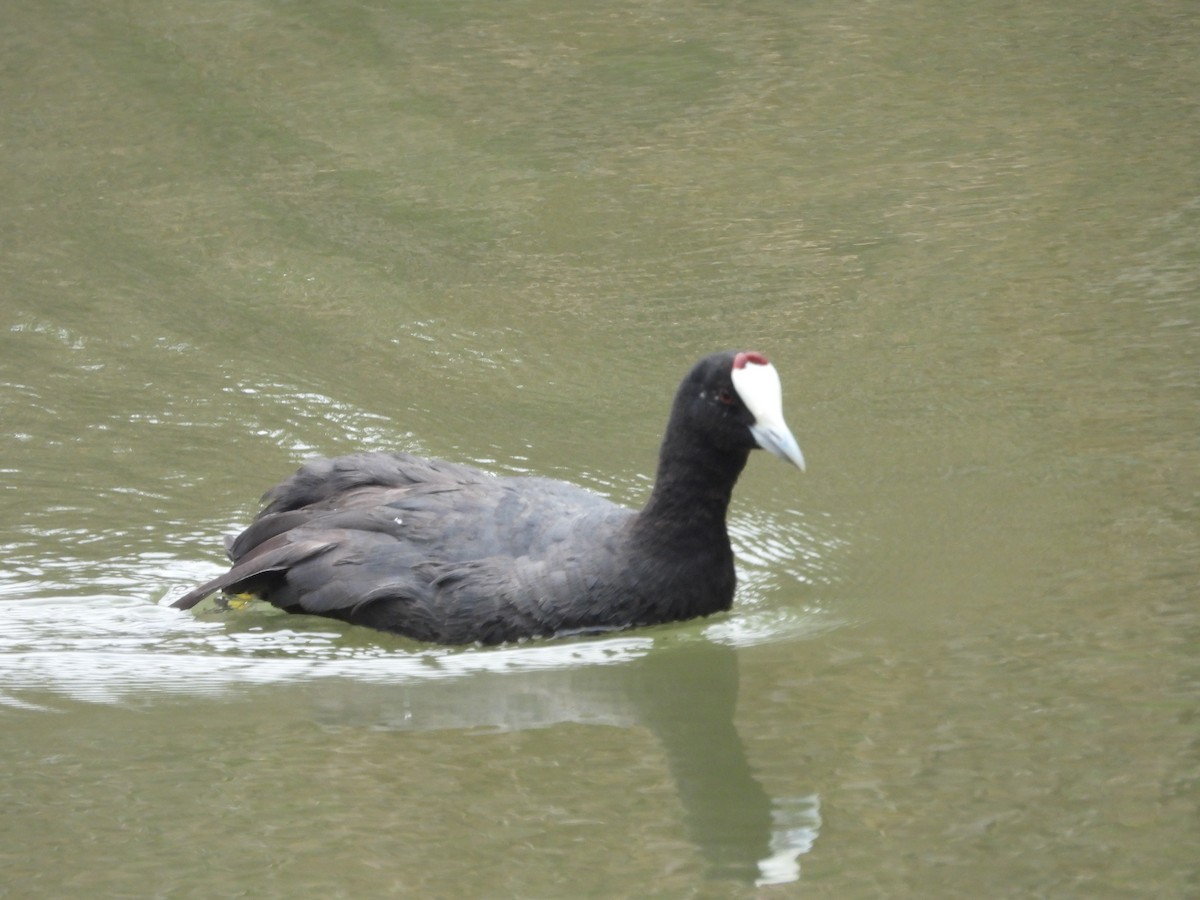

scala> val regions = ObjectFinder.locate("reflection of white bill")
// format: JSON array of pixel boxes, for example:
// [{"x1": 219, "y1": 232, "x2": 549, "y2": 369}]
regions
[{"x1": 757, "y1": 793, "x2": 823, "y2": 886}]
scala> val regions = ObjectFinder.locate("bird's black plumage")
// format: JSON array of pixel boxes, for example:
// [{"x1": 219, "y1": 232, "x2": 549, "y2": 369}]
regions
[{"x1": 172, "y1": 351, "x2": 803, "y2": 644}]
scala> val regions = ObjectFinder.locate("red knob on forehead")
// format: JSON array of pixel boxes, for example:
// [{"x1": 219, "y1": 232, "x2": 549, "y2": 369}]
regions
[{"x1": 733, "y1": 351, "x2": 769, "y2": 370}]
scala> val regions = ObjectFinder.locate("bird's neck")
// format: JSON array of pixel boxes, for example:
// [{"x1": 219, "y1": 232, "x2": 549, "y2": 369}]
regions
[{"x1": 633, "y1": 437, "x2": 749, "y2": 550}]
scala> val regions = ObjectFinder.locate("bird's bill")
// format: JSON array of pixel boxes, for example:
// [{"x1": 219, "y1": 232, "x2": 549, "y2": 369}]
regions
[{"x1": 732, "y1": 354, "x2": 806, "y2": 471}]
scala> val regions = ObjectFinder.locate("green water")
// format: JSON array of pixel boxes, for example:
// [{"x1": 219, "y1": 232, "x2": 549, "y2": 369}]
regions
[{"x1": 1, "y1": 1, "x2": 1197, "y2": 895}]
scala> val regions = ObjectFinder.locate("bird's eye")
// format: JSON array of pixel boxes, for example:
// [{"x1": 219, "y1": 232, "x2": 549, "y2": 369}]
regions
[{"x1": 717, "y1": 387, "x2": 735, "y2": 405}]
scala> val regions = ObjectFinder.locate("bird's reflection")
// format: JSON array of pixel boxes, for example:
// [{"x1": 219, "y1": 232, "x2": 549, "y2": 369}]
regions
[{"x1": 307, "y1": 638, "x2": 820, "y2": 885}]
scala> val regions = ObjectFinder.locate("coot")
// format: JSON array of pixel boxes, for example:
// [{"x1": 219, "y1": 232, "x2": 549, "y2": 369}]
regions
[{"x1": 173, "y1": 350, "x2": 804, "y2": 644}]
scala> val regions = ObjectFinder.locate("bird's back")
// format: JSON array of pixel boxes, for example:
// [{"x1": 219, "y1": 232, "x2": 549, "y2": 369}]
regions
[{"x1": 178, "y1": 452, "x2": 644, "y2": 643}]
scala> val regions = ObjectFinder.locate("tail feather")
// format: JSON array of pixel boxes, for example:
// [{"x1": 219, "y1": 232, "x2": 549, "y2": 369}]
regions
[{"x1": 171, "y1": 539, "x2": 335, "y2": 610}]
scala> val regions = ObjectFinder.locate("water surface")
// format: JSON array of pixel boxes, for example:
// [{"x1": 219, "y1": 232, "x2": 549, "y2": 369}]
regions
[{"x1": 1, "y1": 0, "x2": 1197, "y2": 895}]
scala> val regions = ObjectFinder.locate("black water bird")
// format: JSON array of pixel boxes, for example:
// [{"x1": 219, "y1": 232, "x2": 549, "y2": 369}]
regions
[{"x1": 172, "y1": 351, "x2": 805, "y2": 644}]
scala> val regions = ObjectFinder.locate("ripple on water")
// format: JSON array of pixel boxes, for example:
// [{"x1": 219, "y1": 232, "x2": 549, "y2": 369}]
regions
[{"x1": 0, "y1": 505, "x2": 844, "y2": 705}]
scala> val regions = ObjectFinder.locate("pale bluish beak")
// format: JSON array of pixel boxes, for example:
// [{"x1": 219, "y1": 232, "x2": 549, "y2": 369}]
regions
[
  {"x1": 731, "y1": 357, "x2": 806, "y2": 472},
  {"x1": 750, "y1": 421, "x2": 806, "y2": 471}
]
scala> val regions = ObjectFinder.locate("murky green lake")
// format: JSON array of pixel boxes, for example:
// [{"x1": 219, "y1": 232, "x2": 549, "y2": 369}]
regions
[{"x1": 1, "y1": 1, "x2": 1196, "y2": 895}]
